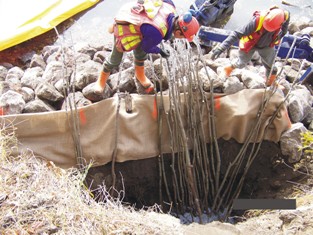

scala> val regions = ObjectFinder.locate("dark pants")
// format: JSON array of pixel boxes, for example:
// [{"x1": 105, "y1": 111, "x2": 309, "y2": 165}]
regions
[
  {"x1": 102, "y1": 37, "x2": 148, "y2": 72},
  {"x1": 232, "y1": 46, "x2": 277, "y2": 77}
]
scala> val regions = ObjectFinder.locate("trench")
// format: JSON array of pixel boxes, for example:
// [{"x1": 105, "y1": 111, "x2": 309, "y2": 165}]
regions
[{"x1": 85, "y1": 139, "x2": 302, "y2": 224}]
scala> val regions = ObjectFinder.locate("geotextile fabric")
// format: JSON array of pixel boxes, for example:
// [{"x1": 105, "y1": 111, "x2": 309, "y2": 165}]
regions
[{"x1": 4, "y1": 89, "x2": 291, "y2": 169}]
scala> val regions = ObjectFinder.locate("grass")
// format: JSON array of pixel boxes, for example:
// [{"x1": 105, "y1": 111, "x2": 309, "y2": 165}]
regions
[{"x1": 0, "y1": 123, "x2": 183, "y2": 235}]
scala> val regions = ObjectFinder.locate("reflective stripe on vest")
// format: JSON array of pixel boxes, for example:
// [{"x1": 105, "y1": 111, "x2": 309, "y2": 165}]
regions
[
  {"x1": 121, "y1": 36, "x2": 141, "y2": 51},
  {"x1": 239, "y1": 11, "x2": 266, "y2": 52},
  {"x1": 143, "y1": 0, "x2": 163, "y2": 19},
  {"x1": 115, "y1": 24, "x2": 142, "y2": 52}
]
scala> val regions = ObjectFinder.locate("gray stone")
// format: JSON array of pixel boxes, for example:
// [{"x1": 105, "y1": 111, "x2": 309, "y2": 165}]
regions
[
  {"x1": 23, "y1": 99, "x2": 55, "y2": 113},
  {"x1": 71, "y1": 60, "x2": 102, "y2": 90},
  {"x1": 280, "y1": 122, "x2": 308, "y2": 163},
  {"x1": 35, "y1": 82, "x2": 64, "y2": 102},
  {"x1": 0, "y1": 90, "x2": 25, "y2": 115},
  {"x1": 61, "y1": 92, "x2": 92, "y2": 110}
]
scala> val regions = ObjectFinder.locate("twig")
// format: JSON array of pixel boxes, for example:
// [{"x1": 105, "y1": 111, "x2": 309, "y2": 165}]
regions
[
  {"x1": 110, "y1": 58, "x2": 125, "y2": 196},
  {"x1": 282, "y1": 1, "x2": 312, "y2": 8}
]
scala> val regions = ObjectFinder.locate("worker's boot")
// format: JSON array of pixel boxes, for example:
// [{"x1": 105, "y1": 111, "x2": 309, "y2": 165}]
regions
[
  {"x1": 224, "y1": 65, "x2": 234, "y2": 77},
  {"x1": 94, "y1": 71, "x2": 110, "y2": 94},
  {"x1": 135, "y1": 65, "x2": 154, "y2": 94},
  {"x1": 267, "y1": 74, "x2": 277, "y2": 86},
  {"x1": 266, "y1": 67, "x2": 278, "y2": 86}
]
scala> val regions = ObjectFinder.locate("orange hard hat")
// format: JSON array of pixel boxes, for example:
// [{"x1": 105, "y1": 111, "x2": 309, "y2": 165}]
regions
[
  {"x1": 263, "y1": 8, "x2": 285, "y2": 32},
  {"x1": 178, "y1": 12, "x2": 200, "y2": 42}
]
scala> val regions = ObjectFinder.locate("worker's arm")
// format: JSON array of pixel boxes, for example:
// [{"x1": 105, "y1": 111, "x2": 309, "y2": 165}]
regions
[
  {"x1": 140, "y1": 13, "x2": 175, "y2": 54},
  {"x1": 279, "y1": 11, "x2": 290, "y2": 39},
  {"x1": 211, "y1": 17, "x2": 255, "y2": 59},
  {"x1": 219, "y1": 18, "x2": 256, "y2": 50},
  {"x1": 140, "y1": 24, "x2": 163, "y2": 53}
]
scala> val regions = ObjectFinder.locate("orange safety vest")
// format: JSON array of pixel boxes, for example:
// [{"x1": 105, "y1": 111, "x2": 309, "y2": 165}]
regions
[
  {"x1": 239, "y1": 7, "x2": 289, "y2": 53},
  {"x1": 113, "y1": 0, "x2": 176, "y2": 52}
]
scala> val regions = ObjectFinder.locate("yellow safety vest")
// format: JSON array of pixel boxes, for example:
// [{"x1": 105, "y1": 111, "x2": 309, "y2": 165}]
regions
[
  {"x1": 239, "y1": 7, "x2": 289, "y2": 53},
  {"x1": 113, "y1": 0, "x2": 176, "y2": 52}
]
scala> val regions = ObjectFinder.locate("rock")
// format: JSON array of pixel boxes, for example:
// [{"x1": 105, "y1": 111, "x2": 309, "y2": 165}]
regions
[
  {"x1": 20, "y1": 51, "x2": 36, "y2": 65},
  {"x1": 302, "y1": 107, "x2": 313, "y2": 126},
  {"x1": 82, "y1": 82, "x2": 113, "y2": 102},
  {"x1": 23, "y1": 99, "x2": 55, "y2": 113},
  {"x1": 71, "y1": 60, "x2": 102, "y2": 90},
  {"x1": 21, "y1": 67, "x2": 44, "y2": 90},
  {"x1": 0, "y1": 65, "x2": 8, "y2": 81},
  {"x1": 287, "y1": 85, "x2": 313, "y2": 123},
  {"x1": 0, "y1": 90, "x2": 25, "y2": 115},
  {"x1": 54, "y1": 79, "x2": 68, "y2": 95},
  {"x1": 283, "y1": 65, "x2": 300, "y2": 83},
  {"x1": 45, "y1": 46, "x2": 75, "y2": 65},
  {"x1": 0, "y1": 81, "x2": 10, "y2": 95},
  {"x1": 300, "y1": 27, "x2": 313, "y2": 36},
  {"x1": 241, "y1": 69, "x2": 266, "y2": 89},
  {"x1": 223, "y1": 76, "x2": 245, "y2": 94},
  {"x1": 74, "y1": 52, "x2": 91, "y2": 65},
  {"x1": 93, "y1": 51, "x2": 107, "y2": 64},
  {"x1": 74, "y1": 42, "x2": 97, "y2": 58},
  {"x1": 42, "y1": 61, "x2": 71, "y2": 85},
  {"x1": 42, "y1": 45, "x2": 60, "y2": 62},
  {"x1": 20, "y1": 87, "x2": 35, "y2": 103},
  {"x1": 280, "y1": 122, "x2": 307, "y2": 163},
  {"x1": 30, "y1": 54, "x2": 46, "y2": 69},
  {"x1": 199, "y1": 66, "x2": 222, "y2": 92},
  {"x1": 108, "y1": 67, "x2": 137, "y2": 93},
  {"x1": 35, "y1": 82, "x2": 64, "y2": 102},
  {"x1": 6, "y1": 66, "x2": 24, "y2": 81},
  {"x1": 61, "y1": 92, "x2": 92, "y2": 110},
  {"x1": 288, "y1": 22, "x2": 301, "y2": 35}
]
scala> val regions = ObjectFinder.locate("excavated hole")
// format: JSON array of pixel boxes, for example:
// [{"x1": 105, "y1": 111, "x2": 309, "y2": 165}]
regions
[{"x1": 86, "y1": 139, "x2": 304, "y2": 224}]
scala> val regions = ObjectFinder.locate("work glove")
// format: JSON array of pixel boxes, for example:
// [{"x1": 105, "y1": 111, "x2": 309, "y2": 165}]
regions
[
  {"x1": 274, "y1": 30, "x2": 286, "y2": 43},
  {"x1": 211, "y1": 46, "x2": 225, "y2": 60},
  {"x1": 160, "y1": 48, "x2": 170, "y2": 58}
]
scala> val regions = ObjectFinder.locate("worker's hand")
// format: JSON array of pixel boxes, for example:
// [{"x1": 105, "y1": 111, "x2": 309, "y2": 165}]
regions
[
  {"x1": 160, "y1": 49, "x2": 170, "y2": 58},
  {"x1": 274, "y1": 30, "x2": 286, "y2": 43},
  {"x1": 211, "y1": 46, "x2": 224, "y2": 60}
]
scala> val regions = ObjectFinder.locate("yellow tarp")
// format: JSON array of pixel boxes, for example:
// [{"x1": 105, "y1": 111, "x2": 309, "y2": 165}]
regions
[{"x1": 0, "y1": 0, "x2": 100, "y2": 51}]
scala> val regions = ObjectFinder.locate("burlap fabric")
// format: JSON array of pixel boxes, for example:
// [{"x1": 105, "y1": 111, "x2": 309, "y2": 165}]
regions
[{"x1": 4, "y1": 89, "x2": 290, "y2": 168}]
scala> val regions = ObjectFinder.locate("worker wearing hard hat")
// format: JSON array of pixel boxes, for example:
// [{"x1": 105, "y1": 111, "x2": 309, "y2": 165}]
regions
[
  {"x1": 211, "y1": 6, "x2": 290, "y2": 86},
  {"x1": 95, "y1": 0, "x2": 200, "y2": 94}
]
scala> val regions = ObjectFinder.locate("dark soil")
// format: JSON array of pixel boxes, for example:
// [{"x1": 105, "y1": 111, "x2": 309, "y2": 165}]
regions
[
  {"x1": 86, "y1": 139, "x2": 302, "y2": 218},
  {"x1": 0, "y1": 9, "x2": 89, "y2": 68}
]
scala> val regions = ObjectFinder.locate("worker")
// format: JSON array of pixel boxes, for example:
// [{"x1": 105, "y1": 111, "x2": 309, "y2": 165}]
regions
[
  {"x1": 95, "y1": 0, "x2": 200, "y2": 94},
  {"x1": 211, "y1": 6, "x2": 290, "y2": 86}
]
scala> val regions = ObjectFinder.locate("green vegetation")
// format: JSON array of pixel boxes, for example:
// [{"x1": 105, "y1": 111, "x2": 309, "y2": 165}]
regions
[{"x1": 296, "y1": 131, "x2": 313, "y2": 174}]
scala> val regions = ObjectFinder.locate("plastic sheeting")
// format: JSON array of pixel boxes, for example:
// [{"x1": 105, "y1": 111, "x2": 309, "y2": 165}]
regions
[
  {"x1": 0, "y1": 0, "x2": 100, "y2": 51},
  {"x1": 4, "y1": 89, "x2": 291, "y2": 169}
]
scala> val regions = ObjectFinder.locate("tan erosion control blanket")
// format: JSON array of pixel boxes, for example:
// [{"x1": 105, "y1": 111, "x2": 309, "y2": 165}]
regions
[{"x1": 5, "y1": 89, "x2": 291, "y2": 169}]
